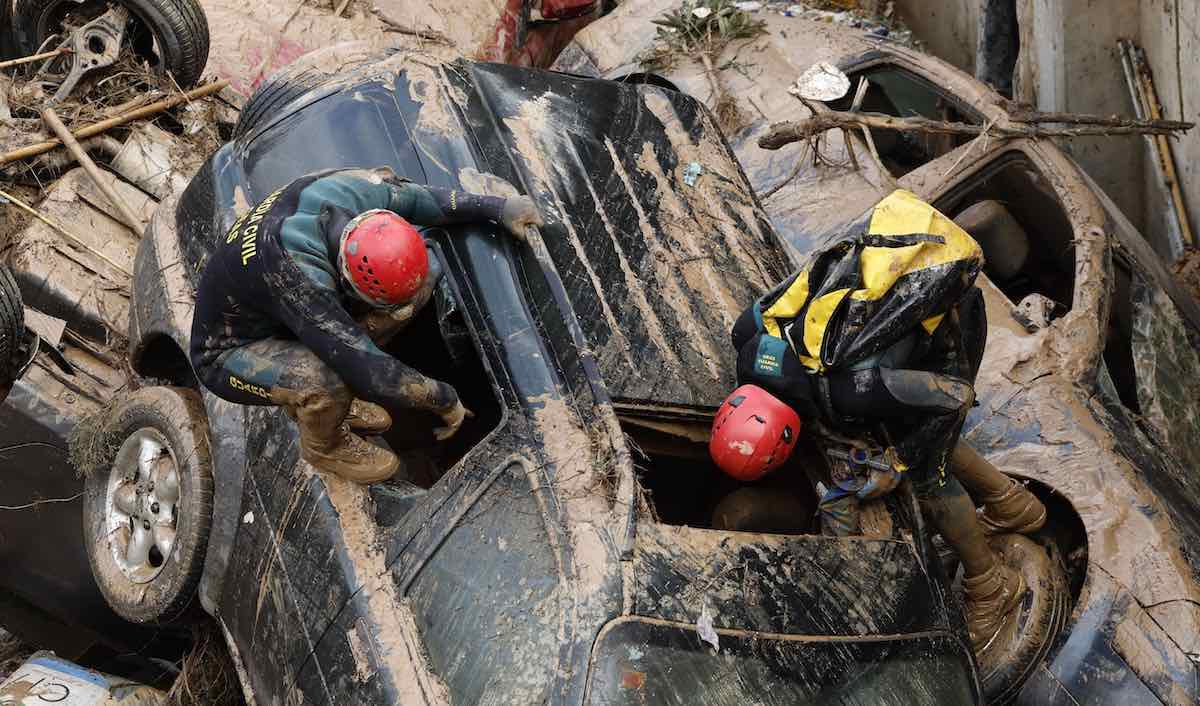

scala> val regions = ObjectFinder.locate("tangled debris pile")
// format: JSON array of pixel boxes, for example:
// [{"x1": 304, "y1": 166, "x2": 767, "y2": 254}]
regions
[
  {"x1": 640, "y1": 0, "x2": 768, "y2": 130},
  {"x1": 780, "y1": 0, "x2": 915, "y2": 44},
  {"x1": 0, "y1": 630, "x2": 32, "y2": 682},
  {"x1": 164, "y1": 622, "x2": 243, "y2": 706}
]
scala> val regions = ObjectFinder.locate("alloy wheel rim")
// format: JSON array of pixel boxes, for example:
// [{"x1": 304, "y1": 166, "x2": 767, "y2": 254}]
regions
[{"x1": 104, "y1": 428, "x2": 180, "y2": 584}]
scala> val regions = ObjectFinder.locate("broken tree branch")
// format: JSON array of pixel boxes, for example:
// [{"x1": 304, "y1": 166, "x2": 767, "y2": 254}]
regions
[
  {"x1": 0, "y1": 492, "x2": 83, "y2": 511},
  {"x1": 334, "y1": 0, "x2": 352, "y2": 17},
  {"x1": 758, "y1": 109, "x2": 1194, "y2": 151},
  {"x1": 0, "y1": 48, "x2": 69, "y2": 71},
  {"x1": 41, "y1": 106, "x2": 144, "y2": 234},
  {"x1": 1008, "y1": 109, "x2": 1193, "y2": 131},
  {"x1": 0, "y1": 79, "x2": 229, "y2": 166}
]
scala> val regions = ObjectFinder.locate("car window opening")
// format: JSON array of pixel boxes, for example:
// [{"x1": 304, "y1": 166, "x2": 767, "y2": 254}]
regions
[
  {"x1": 1102, "y1": 261, "x2": 1141, "y2": 412},
  {"x1": 620, "y1": 415, "x2": 820, "y2": 535},
  {"x1": 377, "y1": 282, "x2": 503, "y2": 489},
  {"x1": 940, "y1": 155, "x2": 1075, "y2": 320},
  {"x1": 829, "y1": 65, "x2": 980, "y2": 177}
]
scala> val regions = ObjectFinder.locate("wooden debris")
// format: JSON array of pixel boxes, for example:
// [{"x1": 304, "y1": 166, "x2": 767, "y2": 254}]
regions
[
  {"x1": 0, "y1": 79, "x2": 229, "y2": 166},
  {"x1": 1119, "y1": 38, "x2": 1193, "y2": 254},
  {"x1": 334, "y1": 0, "x2": 353, "y2": 17},
  {"x1": 41, "y1": 107, "x2": 143, "y2": 234},
  {"x1": 1008, "y1": 110, "x2": 1193, "y2": 131},
  {"x1": 0, "y1": 187, "x2": 132, "y2": 277},
  {"x1": 759, "y1": 109, "x2": 1195, "y2": 151},
  {"x1": 0, "y1": 48, "x2": 69, "y2": 71}
]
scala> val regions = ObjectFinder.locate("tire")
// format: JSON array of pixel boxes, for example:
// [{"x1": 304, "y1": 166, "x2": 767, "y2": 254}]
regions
[
  {"x1": 233, "y1": 67, "x2": 329, "y2": 139},
  {"x1": 0, "y1": 266, "x2": 26, "y2": 389},
  {"x1": 83, "y1": 386, "x2": 213, "y2": 624},
  {"x1": 13, "y1": 0, "x2": 210, "y2": 87},
  {"x1": 232, "y1": 41, "x2": 387, "y2": 139}
]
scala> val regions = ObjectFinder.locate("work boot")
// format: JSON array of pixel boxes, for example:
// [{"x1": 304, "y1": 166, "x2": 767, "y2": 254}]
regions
[
  {"x1": 921, "y1": 489, "x2": 1026, "y2": 655},
  {"x1": 273, "y1": 388, "x2": 400, "y2": 484},
  {"x1": 963, "y1": 558, "x2": 1026, "y2": 652},
  {"x1": 951, "y1": 442, "x2": 1046, "y2": 535},
  {"x1": 346, "y1": 399, "x2": 392, "y2": 434}
]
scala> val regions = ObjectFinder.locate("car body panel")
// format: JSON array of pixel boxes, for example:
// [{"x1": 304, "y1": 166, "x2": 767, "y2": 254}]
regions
[
  {"x1": 557, "y1": 5, "x2": 1200, "y2": 701},
  {"x1": 127, "y1": 53, "x2": 981, "y2": 704}
]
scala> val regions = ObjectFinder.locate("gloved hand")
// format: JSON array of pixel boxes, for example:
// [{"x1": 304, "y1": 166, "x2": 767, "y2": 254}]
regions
[
  {"x1": 434, "y1": 399, "x2": 474, "y2": 441},
  {"x1": 856, "y1": 468, "x2": 903, "y2": 500},
  {"x1": 500, "y1": 196, "x2": 543, "y2": 240}
]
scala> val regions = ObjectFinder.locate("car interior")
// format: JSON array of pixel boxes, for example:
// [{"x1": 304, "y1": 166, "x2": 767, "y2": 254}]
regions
[
  {"x1": 377, "y1": 271, "x2": 504, "y2": 489},
  {"x1": 829, "y1": 65, "x2": 980, "y2": 177}
]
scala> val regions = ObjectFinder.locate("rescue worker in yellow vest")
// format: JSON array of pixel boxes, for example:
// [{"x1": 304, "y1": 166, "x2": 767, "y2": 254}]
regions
[{"x1": 709, "y1": 190, "x2": 1047, "y2": 662}]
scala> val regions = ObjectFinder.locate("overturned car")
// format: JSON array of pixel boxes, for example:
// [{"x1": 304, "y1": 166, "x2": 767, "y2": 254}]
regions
[
  {"x1": 558, "y1": 1, "x2": 1200, "y2": 702},
  {"x1": 8, "y1": 48, "x2": 983, "y2": 703}
]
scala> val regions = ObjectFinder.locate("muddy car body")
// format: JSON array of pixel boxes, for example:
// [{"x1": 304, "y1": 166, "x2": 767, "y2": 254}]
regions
[
  {"x1": 117, "y1": 51, "x2": 990, "y2": 703},
  {"x1": 558, "y1": 3, "x2": 1200, "y2": 701}
]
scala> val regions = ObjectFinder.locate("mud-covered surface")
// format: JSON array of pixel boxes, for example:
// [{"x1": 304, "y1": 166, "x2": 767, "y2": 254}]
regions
[
  {"x1": 633, "y1": 523, "x2": 946, "y2": 636},
  {"x1": 1131, "y1": 281, "x2": 1200, "y2": 480},
  {"x1": 194, "y1": 0, "x2": 497, "y2": 95},
  {"x1": 467, "y1": 62, "x2": 787, "y2": 409}
]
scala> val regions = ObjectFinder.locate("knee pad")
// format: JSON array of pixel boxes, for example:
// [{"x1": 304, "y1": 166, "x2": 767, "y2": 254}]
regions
[{"x1": 878, "y1": 369, "x2": 974, "y2": 414}]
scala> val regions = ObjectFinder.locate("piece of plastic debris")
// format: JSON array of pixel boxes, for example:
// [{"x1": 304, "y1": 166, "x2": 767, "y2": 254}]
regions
[
  {"x1": 692, "y1": 6, "x2": 712, "y2": 18},
  {"x1": 734, "y1": 1, "x2": 762, "y2": 10},
  {"x1": 243, "y1": 511, "x2": 254, "y2": 524},
  {"x1": 785, "y1": 4, "x2": 803, "y2": 15},
  {"x1": 697, "y1": 604, "x2": 720, "y2": 652},
  {"x1": 683, "y1": 161, "x2": 703, "y2": 186},
  {"x1": 791, "y1": 62, "x2": 851, "y2": 101}
]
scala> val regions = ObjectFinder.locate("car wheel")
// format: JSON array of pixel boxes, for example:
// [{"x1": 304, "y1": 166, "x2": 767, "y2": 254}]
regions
[
  {"x1": 12, "y1": 0, "x2": 209, "y2": 87},
  {"x1": 83, "y1": 386, "x2": 213, "y2": 624},
  {"x1": 0, "y1": 266, "x2": 26, "y2": 393}
]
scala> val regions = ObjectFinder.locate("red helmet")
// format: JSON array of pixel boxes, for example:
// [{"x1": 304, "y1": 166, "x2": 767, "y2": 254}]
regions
[
  {"x1": 338, "y1": 209, "x2": 429, "y2": 307},
  {"x1": 710, "y1": 385, "x2": 802, "y2": 481}
]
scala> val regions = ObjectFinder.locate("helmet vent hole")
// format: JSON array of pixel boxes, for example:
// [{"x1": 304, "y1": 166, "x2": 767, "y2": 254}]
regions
[
  {"x1": 358, "y1": 265, "x2": 364, "y2": 272},
  {"x1": 367, "y1": 268, "x2": 374, "y2": 275},
  {"x1": 362, "y1": 256, "x2": 369, "y2": 263}
]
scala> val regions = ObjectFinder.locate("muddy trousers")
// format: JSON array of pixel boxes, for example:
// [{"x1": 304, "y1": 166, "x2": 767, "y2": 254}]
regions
[{"x1": 195, "y1": 338, "x2": 400, "y2": 483}]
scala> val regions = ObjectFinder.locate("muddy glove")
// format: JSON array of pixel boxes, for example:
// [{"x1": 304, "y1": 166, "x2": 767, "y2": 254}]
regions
[
  {"x1": 500, "y1": 196, "x2": 543, "y2": 241},
  {"x1": 434, "y1": 399, "x2": 474, "y2": 441},
  {"x1": 855, "y1": 448, "x2": 904, "y2": 500},
  {"x1": 856, "y1": 468, "x2": 903, "y2": 500}
]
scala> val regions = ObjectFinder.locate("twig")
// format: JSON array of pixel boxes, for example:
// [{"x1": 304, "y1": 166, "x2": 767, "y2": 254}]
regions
[
  {"x1": 941, "y1": 115, "x2": 999, "y2": 180},
  {"x1": 0, "y1": 492, "x2": 83, "y2": 511},
  {"x1": 758, "y1": 109, "x2": 1195, "y2": 151},
  {"x1": 335, "y1": 0, "x2": 352, "y2": 17},
  {"x1": 760, "y1": 142, "x2": 811, "y2": 199},
  {"x1": 0, "y1": 187, "x2": 132, "y2": 276},
  {"x1": 370, "y1": 8, "x2": 453, "y2": 44},
  {"x1": 41, "y1": 107, "x2": 144, "y2": 234},
  {"x1": 0, "y1": 48, "x2": 69, "y2": 71},
  {"x1": 0, "y1": 79, "x2": 229, "y2": 166}
]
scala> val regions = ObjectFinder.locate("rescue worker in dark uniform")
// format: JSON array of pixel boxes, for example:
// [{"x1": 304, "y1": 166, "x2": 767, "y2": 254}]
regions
[
  {"x1": 189, "y1": 167, "x2": 542, "y2": 484},
  {"x1": 709, "y1": 190, "x2": 1046, "y2": 660}
]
